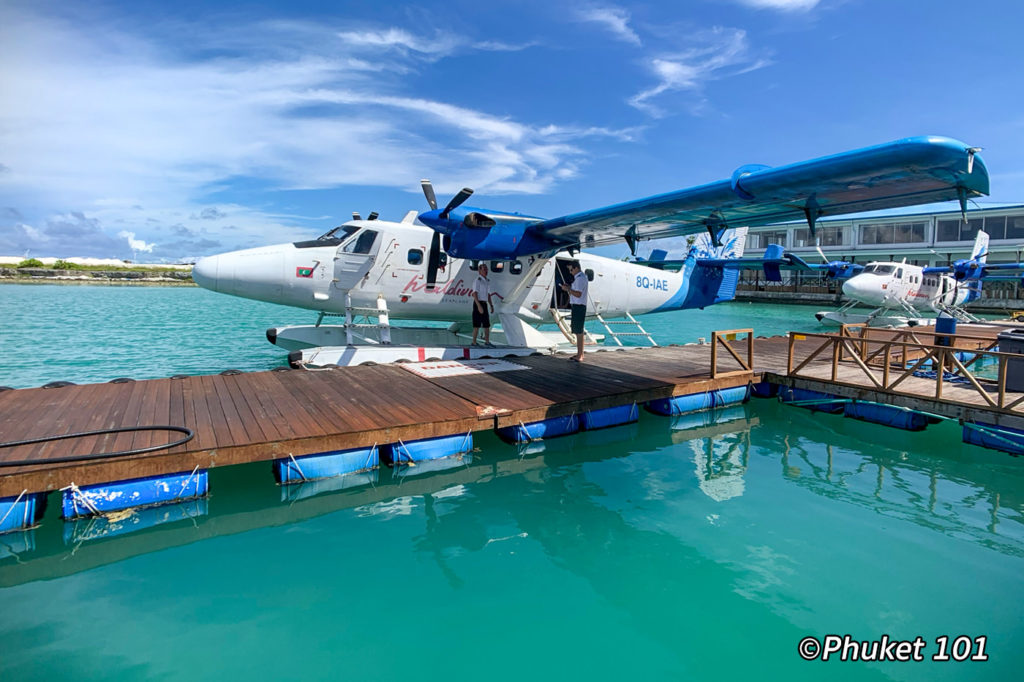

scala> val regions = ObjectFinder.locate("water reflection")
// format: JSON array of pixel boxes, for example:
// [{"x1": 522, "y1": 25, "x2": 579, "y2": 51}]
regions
[{"x1": 2, "y1": 399, "x2": 1023, "y2": 589}]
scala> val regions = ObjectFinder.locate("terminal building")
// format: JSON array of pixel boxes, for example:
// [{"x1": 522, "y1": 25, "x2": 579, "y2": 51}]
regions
[{"x1": 738, "y1": 204, "x2": 1024, "y2": 305}]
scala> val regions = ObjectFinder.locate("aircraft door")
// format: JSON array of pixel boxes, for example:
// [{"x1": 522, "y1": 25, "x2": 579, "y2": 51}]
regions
[
  {"x1": 551, "y1": 259, "x2": 574, "y2": 310},
  {"x1": 333, "y1": 229, "x2": 380, "y2": 292}
]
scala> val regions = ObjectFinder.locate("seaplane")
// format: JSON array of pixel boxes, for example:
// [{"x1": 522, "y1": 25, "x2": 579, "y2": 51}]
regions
[
  {"x1": 810, "y1": 230, "x2": 1024, "y2": 327},
  {"x1": 191, "y1": 135, "x2": 989, "y2": 366}
]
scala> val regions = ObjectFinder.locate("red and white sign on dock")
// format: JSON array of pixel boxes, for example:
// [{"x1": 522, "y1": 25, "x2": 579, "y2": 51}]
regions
[{"x1": 401, "y1": 358, "x2": 529, "y2": 378}]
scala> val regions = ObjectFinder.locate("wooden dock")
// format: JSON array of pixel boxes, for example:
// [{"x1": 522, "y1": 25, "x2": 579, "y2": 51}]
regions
[
  {"x1": 3, "y1": 320, "x2": 1023, "y2": 499},
  {"x1": 0, "y1": 343, "x2": 757, "y2": 497}
]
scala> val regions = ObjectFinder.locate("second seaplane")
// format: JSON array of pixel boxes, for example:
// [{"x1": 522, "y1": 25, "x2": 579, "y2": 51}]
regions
[
  {"x1": 804, "y1": 230, "x2": 1024, "y2": 327},
  {"x1": 191, "y1": 135, "x2": 989, "y2": 366}
]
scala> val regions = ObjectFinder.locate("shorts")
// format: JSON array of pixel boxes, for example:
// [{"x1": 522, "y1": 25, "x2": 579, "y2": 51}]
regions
[
  {"x1": 472, "y1": 305, "x2": 490, "y2": 328},
  {"x1": 570, "y1": 304, "x2": 586, "y2": 334}
]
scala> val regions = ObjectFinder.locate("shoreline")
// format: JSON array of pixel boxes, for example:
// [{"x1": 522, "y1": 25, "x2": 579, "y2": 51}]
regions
[{"x1": 1, "y1": 267, "x2": 194, "y2": 287}]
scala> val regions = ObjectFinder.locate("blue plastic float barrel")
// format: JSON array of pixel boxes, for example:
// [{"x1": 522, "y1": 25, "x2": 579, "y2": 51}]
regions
[
  {"x1": 61, "y1": 470, "x2": 208, "y2": 520},
  {"x1": 274, "y1": 446, "x2": 379, "y2": 484},
  {"x1": 843, "y1": 402, "x2": 930, "y2": 431},
  {"x1": 496, "y1": 414, "x2": 580, "y2": 443},
  {"x1": 645, "y1": 386, "x2": 749, "y2": 416},
  {"x1": 581, "y1": 403, "x2": 639, "y2": 430},
  {"x1": 383, "y1": 433, "x2": 474, "y2": 465},
  {"x1": 0, "y1": 492, "x2": 47, "y2": 533},
  {"x1": 962, "y1": 421, "x2": 1024, "y2": 455}
]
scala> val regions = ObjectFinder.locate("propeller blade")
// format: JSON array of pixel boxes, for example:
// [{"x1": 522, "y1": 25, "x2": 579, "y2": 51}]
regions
[
  {"x1": 352, "y1": 212, "x2": 361, "y2": 221},
  {"x1": 426, "y1": 231, "x2": 441, "y2": 291},
  {"x1": 441, "y1": 188, "x2": 474, "y2": 218},
  {"x1": 815, "y1": 242, "x2": 828, "y2": 264},
  {"x1": 420, "y1": 179, "x2": 438, "y2": 210},
  {"x1": 368, "y1": 211, "x2": 379, "y2": 221}
]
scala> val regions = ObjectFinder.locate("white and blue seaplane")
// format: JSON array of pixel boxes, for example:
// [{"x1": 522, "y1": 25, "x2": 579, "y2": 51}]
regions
[
  {"x1": 192, "y1": 136, "x2": 989, "y2": 366},
  {"x1": 793, "y1": 229, "x2": 1024, "y2": 327}
]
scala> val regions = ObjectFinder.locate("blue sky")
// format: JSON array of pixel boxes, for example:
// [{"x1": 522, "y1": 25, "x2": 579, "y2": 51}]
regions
[{"x1": 1, "y1": 0, "x2": 1022, "y2": 261}]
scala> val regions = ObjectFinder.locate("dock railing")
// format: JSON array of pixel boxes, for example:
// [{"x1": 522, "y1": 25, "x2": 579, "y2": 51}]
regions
[
  {"x1": 786, "y1": 327, "x2": 1023, "y2": 411},
  {"x1": 711, "y1": 329, "x2": 754, "y2": 379}
]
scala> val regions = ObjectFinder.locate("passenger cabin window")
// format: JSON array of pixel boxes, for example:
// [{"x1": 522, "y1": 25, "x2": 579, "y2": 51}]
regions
[
  {"x1": 585, "y1": 268, "x2": 594, "y2": 281},
  {"x1": 439, "y1": 253, "x2": 449, "y2": 269},
  {"x1": 490, "y1": 261, "x2": 505, "y2": 273},
  {"x1": 896, "y1": 268, "x2": 903, "y2": 278},
  {"x1": 344, "y1": 229, "x2": 378, "y2": 254},
  {"x1": 510, "y1": 260, "x2": 523, "y2": 275},
  {"x1": 407, "y1": 249, "x2": 424, "y2": 265},
  {"x1": 470, "y1": 260, "x2": 479, "y2": 270}
]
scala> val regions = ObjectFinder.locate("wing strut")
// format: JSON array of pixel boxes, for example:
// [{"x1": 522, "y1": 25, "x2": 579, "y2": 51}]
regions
[
  {"x1": 704, "y1": 212, "x2": 726, "y2": 248},
  {"x1": 803, "y1": 194, "x2": 823, "y2": 238},
  {"x1": 624, "y1": 224, "x2": 639, "y2": 256}
]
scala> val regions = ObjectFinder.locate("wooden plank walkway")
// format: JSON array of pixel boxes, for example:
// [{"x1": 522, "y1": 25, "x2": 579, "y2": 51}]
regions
[
  {"x1": 2, "y1": 320, "x2": 1021, "y2": 498},
  {"x1": 0, "y1": 345, "x2": 755, "y2": 497}
]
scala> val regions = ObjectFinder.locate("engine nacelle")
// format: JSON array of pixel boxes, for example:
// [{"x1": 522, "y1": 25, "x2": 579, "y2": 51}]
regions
[
  {"x1": 441, "y1": 224, "x2": 556, "y2": 261},
  {"x1": 952, "y1": 259, "x2": 983, "y2": 280}
]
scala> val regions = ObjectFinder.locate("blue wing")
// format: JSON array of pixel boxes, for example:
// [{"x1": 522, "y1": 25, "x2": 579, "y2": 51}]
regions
[{"x1": 533, "y1": 136, "x2": 987, "y2": 248}]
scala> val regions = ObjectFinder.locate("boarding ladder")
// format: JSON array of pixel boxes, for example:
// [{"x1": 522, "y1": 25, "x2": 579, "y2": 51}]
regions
[
  {"x1": 550, "y1": 308, "x2": 601, "y2": 345},
  {"x1": 594, "y1": 311, "x2": 658, "y2": 347},
  {"x1": 315, "y1": 294, "x2": 392, "y2": 345},
  {"x1": 550, "y1": 308, "x2": 658, "y2": 347},
  {"x1": 933, "y1": 301, "x2": 983, "y2": 324}
]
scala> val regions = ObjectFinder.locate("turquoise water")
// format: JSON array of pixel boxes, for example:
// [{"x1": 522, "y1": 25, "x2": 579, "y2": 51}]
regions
[{"x1": 1, "y1": 283, "x2": 1022, "y2": 681}]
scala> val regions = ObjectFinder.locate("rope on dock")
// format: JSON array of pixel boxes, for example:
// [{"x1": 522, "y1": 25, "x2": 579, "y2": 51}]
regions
[
  {"x1": 0, "y1": 425, "x2": 194, "y2": 468},
  {"x1": 0, "y1": 489, "x2": 28, "y2": 528}
]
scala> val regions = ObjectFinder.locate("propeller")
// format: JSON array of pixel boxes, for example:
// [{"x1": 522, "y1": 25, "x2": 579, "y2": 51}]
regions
[
  {"x1": 352, "y1": 212, "x2": 361, "y2": 220},
  {"x1": 420, "y1": 179, "x2": 473, "y2": 218},
  {"x1": 420, "y1": 180, "x2": 477, "y2": 290},
  {"x1": 814, "y1": 239, "x2": 858, "y2": 279}
]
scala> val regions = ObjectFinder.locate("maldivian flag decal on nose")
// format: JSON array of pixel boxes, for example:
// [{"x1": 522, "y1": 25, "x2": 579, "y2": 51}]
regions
[{"x1": 296, "y1": 265, "x2": 316, "y2": 278}]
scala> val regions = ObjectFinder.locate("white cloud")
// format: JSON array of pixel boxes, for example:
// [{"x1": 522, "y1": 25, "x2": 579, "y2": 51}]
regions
[
  {"x1": 628, "y1": 28, "x2": 771, "y2": 117},
  {"x1": 0, "y1": 7, "x2": 629, "y2": 258},
  {"x1": 576, "y1": 6, "x2": 642, "y2": 45},
  {"x1": 118, "y1": 231, "x2": 155, "y2": 253},
  {"x1": 735, "y1": 0, "x2": 821, "y2": 11}
]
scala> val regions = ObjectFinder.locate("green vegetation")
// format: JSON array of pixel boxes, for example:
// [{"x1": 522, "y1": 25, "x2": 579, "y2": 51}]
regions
[
  {"x1": 52, "y1": 259, "x2": 83, "y2": 270},
  {"x1": 16, "y1": 258, "x2": 44, "y2": 268}
]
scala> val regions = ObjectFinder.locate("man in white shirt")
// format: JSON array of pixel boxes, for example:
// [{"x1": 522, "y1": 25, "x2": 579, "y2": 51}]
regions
[
  {"x1": 560, "y1": 261, "x2": 589, "y2": 361},
  {"x1": 471, "y1": 262, "x2": 495, "y2": 346}
]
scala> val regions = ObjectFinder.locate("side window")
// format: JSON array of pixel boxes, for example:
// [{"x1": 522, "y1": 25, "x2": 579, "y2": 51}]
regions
[
  {"x1": 439, "y1": 252, "x2": 449, "y2": 269},
  {"x1": 470, "y1": 260, "x2": 479, "y2": 270},
  {"x1": 407, "y1": 249, "x2": 424, "y2": 265},
  {"x1": 344, "y1": 229, "x2": 378, "y2": 254},
  {"x1": 896, "y1": 268, "x2": 903, "y2": 278},
  {"x1": 491, "y1": 260, "x2": 505, "y2": 273},
  {"x1": 509, "y1": 260, "x2": 523, "y2": 275},
  {"x1": 585, "y1": 268, "x2": 594, "y2": 281}
]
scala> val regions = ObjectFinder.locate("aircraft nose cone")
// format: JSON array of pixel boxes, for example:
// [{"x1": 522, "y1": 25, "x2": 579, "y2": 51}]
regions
[
  {"x1": 192, "y1": 255, "x2": 219, "y2": 291},
  {"x1": 842, "y1": 276, "x2": 874, "y2": 303}
]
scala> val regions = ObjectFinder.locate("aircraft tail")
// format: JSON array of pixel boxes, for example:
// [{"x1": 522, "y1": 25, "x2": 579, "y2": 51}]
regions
[{"x1": 971, "y1": 230, "x2": 989, "y2": 262}]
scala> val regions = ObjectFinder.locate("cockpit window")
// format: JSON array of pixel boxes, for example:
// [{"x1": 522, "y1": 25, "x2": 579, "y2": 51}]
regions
[
  {"x1": 319, "y1": 225, "x2": 360, "y2": 241},
  {"x1": 343, "y1": 229, "x2": 379, "y2": 254},
  {"x1": 294, "y1": 225, "x2": 360, "y2": 248},
  {"x1": 863, "y1": 264, "x2": 895, "y2": 275}
]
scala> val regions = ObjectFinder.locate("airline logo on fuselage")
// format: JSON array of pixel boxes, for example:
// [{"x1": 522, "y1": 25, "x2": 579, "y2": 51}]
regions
[{"x1": 402, "y1": 275, "x2": 473, "y2": 298}]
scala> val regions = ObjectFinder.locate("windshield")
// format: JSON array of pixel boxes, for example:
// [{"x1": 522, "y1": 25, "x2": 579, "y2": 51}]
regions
[
  {"x1": 863, "y1": 264, "x2": 895, "y2": 275},
  {"x1": 317, "y1": 225, "x2": 360, "y2": 241}
]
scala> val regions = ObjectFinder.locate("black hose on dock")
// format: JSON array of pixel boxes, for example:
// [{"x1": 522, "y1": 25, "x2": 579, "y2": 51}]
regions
[{"x1": 0, "y1": 425, "x2": 194, "y2": 468}]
